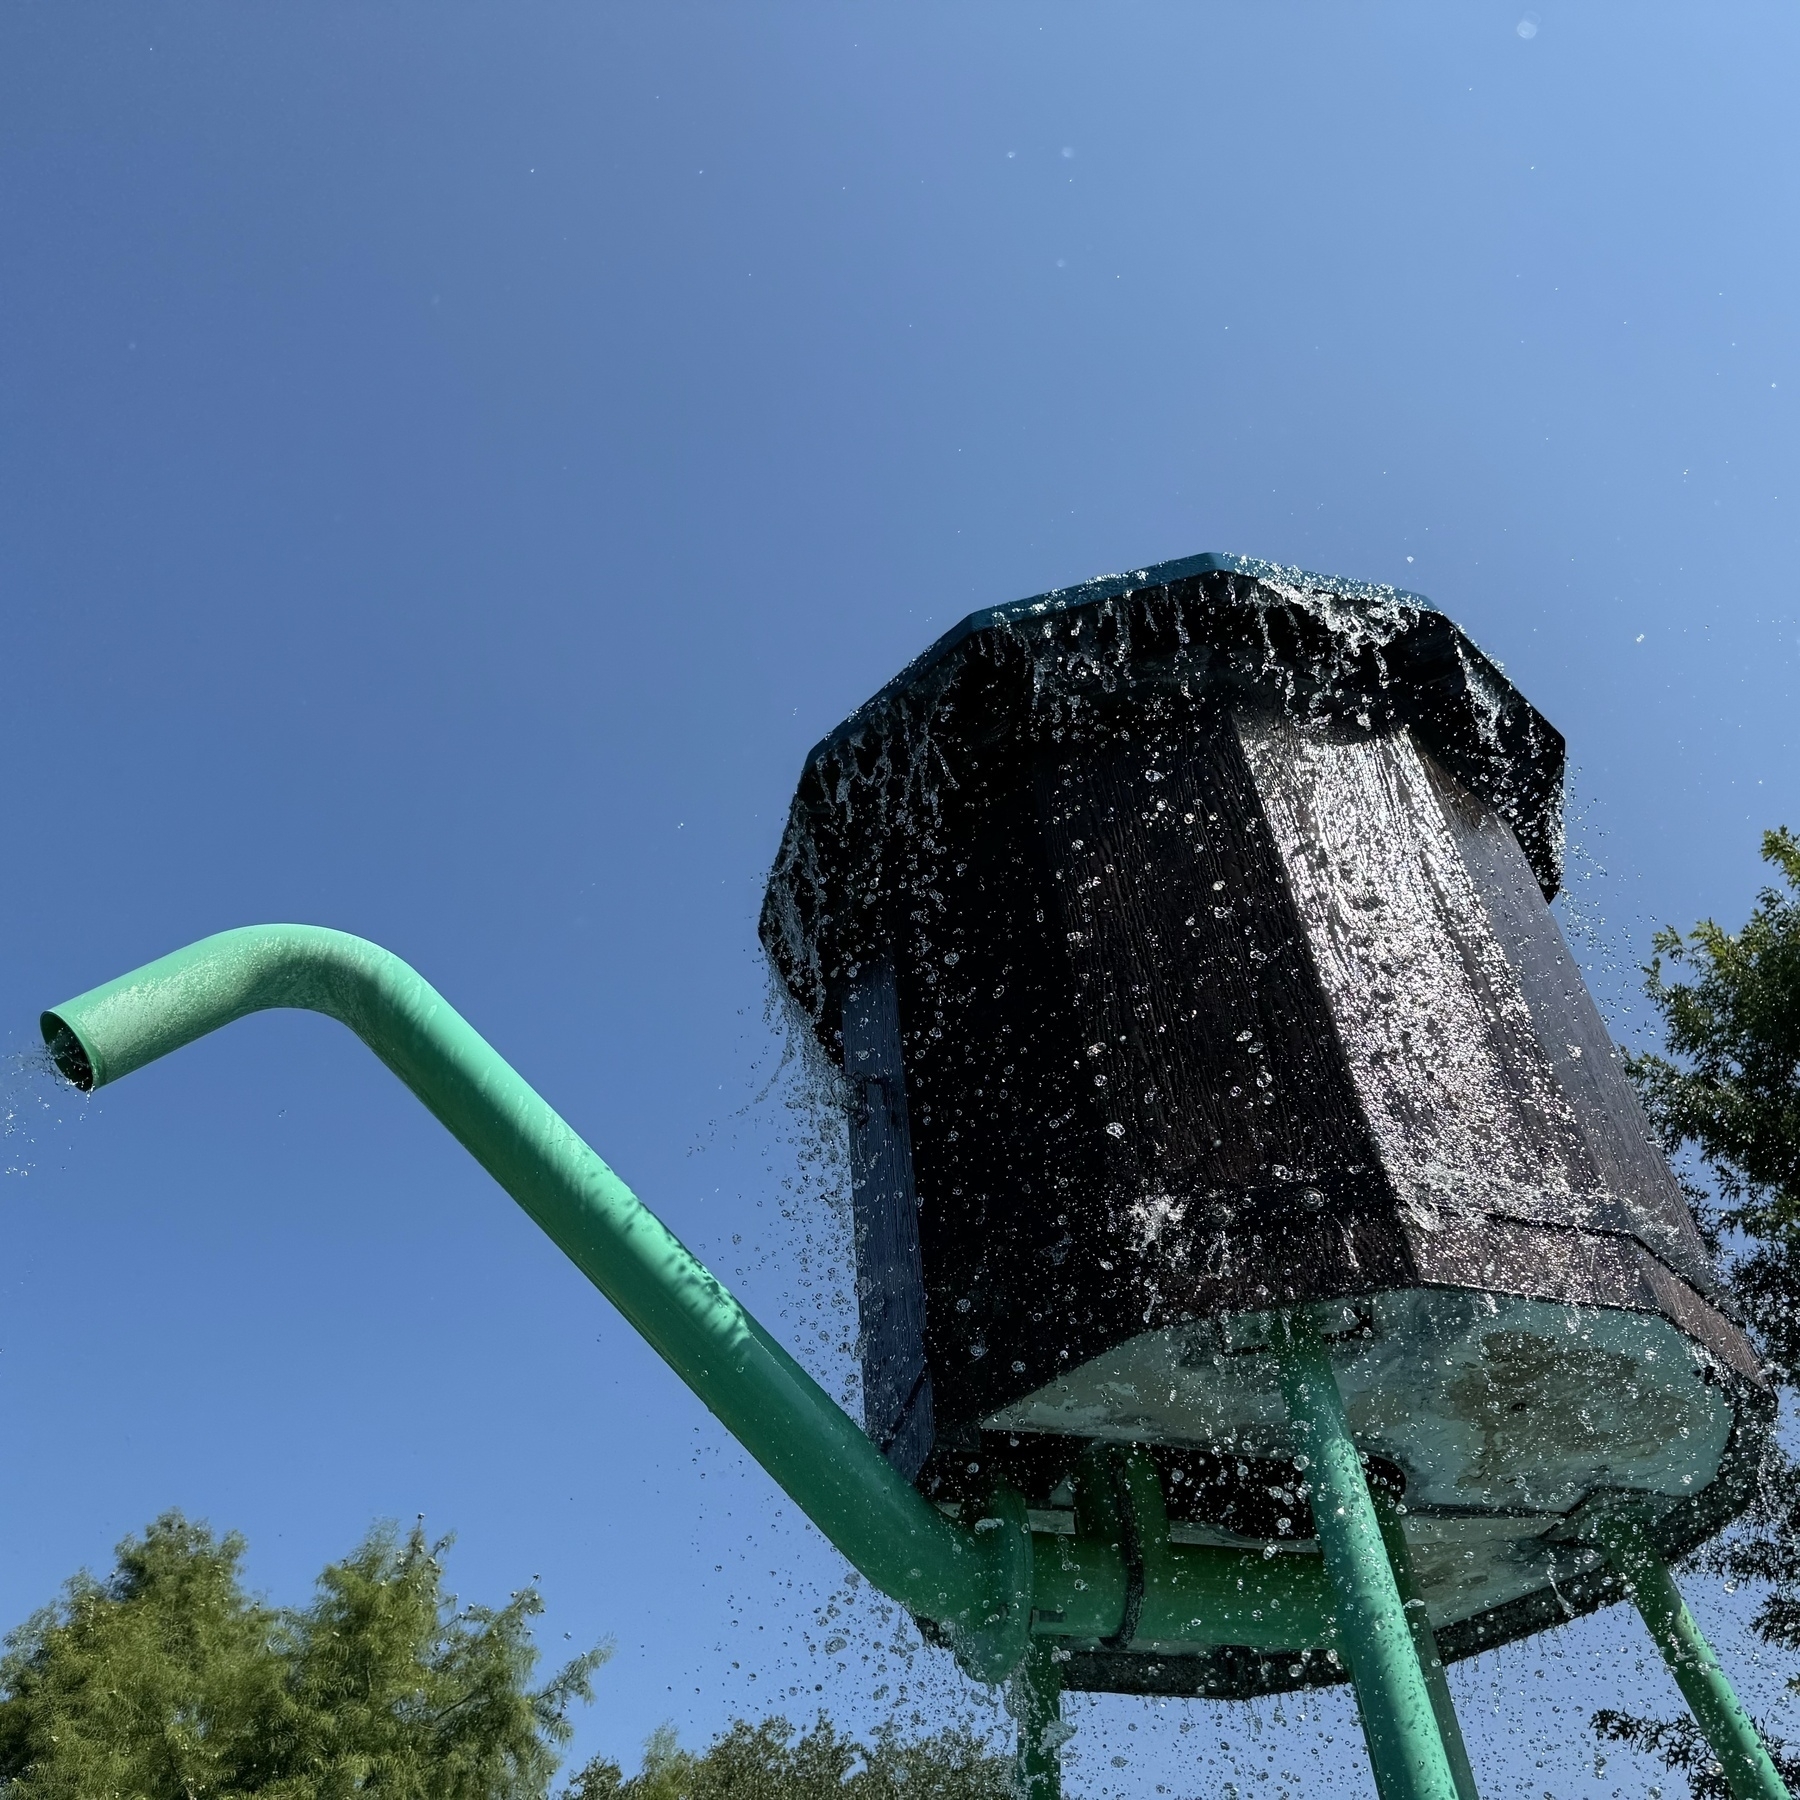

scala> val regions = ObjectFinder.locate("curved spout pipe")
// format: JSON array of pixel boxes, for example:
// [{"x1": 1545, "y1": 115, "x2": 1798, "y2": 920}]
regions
[{"x1": 41, "y1": 925, "x2": 1027, "y2": 1678}]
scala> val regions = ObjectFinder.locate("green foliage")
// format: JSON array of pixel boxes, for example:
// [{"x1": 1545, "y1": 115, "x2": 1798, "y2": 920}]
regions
[
  {"x1": 1628, "y1": 826, "x2": 1800, "y2": 1660},
  {"x1": 1593, "y1": 1707, "x2": 1800, "y2": 1800},
  {"x1": 0, "y1": 1513, "x2": 1009, "y2": 1800},
  {"x1": 561, "y1": 1715, "x2": 1012, "y2": 1800},
  {"x1": 0, "y1": 1512, "x2": 607, "y2": 1800},
  {"x1": 1632, "y1": 827, "x2": 1800, "y2": 1379},
  {"x1": 1604, "y1": 827, "x2": 1800, "y2": 1792},
  {"x1": 0, "y1": 1515, "x2": 285, "y2": 1800}
]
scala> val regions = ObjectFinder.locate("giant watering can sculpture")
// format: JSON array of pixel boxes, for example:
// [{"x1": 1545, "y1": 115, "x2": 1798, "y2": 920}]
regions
[{"x1": 43, "y1": 555, "x2": 1790, "y2": 1800}]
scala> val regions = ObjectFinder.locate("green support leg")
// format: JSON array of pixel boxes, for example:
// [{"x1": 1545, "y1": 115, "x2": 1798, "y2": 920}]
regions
[
  {"x1": 1372, "y1": 1485, "x2": 1480, "y2": 1800},
  {"x1": 1592, "y1": 1514, "x2": 1790, "y2": 1800},
  {"x1": 1275, "y1": 1314, "x2": 1461, "y2": 1800},
  {"x1": 1007, "y1": 1639, "x2": 1065, "y2": 1800}
]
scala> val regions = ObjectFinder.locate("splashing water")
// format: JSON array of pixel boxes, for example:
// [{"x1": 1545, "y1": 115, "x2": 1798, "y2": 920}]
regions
[
  {"x1": 1, "y1": 1039, "x2": 89, "y2": 1181},
  {"x1": 735, "y1": 559, "x2": 1792, "y2": 1792}
]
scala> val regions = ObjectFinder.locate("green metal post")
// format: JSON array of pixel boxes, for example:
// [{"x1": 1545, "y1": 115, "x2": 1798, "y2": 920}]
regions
[
  {"x1": 1274, "y1": 1314, "x2": 1460, "y2": 1800},
  {"x1": 1591, "y1": 1513, "x2": 1790, "y2": 1800},
  {"x1": 39, "y1": 926, "x2": 1029, "y2": 1681},
  {"x1": 1371, "y1": 1485, "x2": 1479, "y2": 1800},
  {"x1": 1007, "y1": 1641, "x2": 1066, "y2": 1800}
]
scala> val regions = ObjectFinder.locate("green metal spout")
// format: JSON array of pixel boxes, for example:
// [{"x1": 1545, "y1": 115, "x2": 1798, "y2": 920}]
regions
[
  {"x1": 1026, "y1": 1518, "x2": 1336, "y2": 1650},
  {"x1": 41, "y1": 925, "x2": 1029, "y2": 1681}
]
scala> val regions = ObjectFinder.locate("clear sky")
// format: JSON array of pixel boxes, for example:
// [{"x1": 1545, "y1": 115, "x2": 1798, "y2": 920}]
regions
[{"x1": 2, "y1": 6, "x2": 1796, "y2": 1796}]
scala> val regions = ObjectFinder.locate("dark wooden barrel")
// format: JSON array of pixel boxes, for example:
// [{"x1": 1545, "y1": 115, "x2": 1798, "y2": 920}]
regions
[{"x1": 763, "y1": 554, "x2": 1770, "y2": 1696}]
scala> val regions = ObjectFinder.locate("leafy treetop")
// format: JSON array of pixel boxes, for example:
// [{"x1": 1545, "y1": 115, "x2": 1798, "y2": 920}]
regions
[
  {"x1": 562, "y1": 1715, "x2": 1010, "y2": 1800},
  {"x1": 0, "y1": 1512, "x2": 604, "y2": 1800},
  {"x1": 0, "y1": 1514, "x2": 1012, "y2": 1800},
  {"x1": 1599, "y1": 827, "x2": 1800, "y2": 1798}
]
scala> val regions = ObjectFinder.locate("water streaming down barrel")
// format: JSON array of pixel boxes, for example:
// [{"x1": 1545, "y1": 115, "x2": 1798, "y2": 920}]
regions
[{"x1": 761, "y1": 552, "x2": 1772, "y2": 1701}]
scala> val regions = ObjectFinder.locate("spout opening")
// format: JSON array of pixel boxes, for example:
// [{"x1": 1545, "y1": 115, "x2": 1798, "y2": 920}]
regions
[{"x1": 40, "y1": 1012, "x2": 96, "y2": 1091}]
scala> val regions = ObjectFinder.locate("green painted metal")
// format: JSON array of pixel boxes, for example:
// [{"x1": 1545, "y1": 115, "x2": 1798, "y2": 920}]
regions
[
  {"x1": 54, "y1": 923, "x2": 1772, "y2": 1800},
  {"x1": 1372, "y1": 1485, "x2": 1480, "y2": 1800},
  {"x1": 1007, "y1": 1642, "x2": 1066, "y2": 1800},
  {"x1": 1026, "y1": 1516, "x2": 1335, "y2": 1649},
  {"x1": 40, "y1": 925, "x2": 1030, "y2": 1682},
  {"x1": 1591, "y1": 1512, "x2": 1791, "y2": 1800},
  {"x1": 1275, "y1": 1314, "x2": 1461, "y2": 1800}
]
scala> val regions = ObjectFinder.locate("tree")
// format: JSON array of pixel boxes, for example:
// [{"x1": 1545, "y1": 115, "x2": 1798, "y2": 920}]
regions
[
  {"x1": 0, "y1": 1511, "x2": 607, "y2": 1800},
  {"x1": 0, "y1": 1513, "x2": 1013, "y2": 1800},
  {"x1": 561, "y1": 1714, "x2": 1012, "y2": 1800},
  {"x1": 1631, "y1": 827, "x2": 1800, "y2": 1378},
  {"x1": 1594, "y1": 827, "x2": 1800, "y2": 1797}
]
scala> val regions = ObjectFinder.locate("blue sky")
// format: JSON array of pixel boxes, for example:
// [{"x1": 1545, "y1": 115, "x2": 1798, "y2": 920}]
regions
[{"x1": 2, "y1": 5, "x2": 1797, "y2": 1794}]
